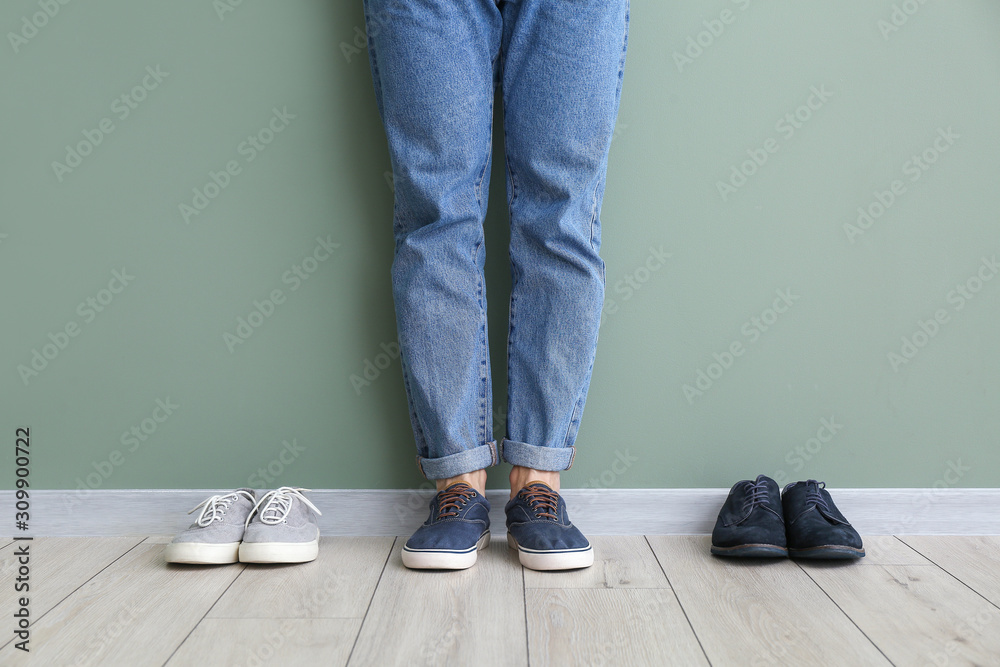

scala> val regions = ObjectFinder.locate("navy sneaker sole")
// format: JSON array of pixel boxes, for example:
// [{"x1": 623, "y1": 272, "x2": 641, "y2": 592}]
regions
[
  {"x1": 789, "y1": 544, "x2": 865, "y2": 559},
  {"x1": 507, "y1": 533, "x2": 594, "y2": 571},
  {"x1": 401, "y1": 531, "x2": 490, "y2": 570},
  {"x1": 710, "y1": 543, "x2": 788, "y2": 558}
]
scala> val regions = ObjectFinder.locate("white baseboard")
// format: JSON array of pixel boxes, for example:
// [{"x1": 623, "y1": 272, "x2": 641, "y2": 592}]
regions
[{"x1": 2, "y1": 488, "x2": 998, "y2": 537}]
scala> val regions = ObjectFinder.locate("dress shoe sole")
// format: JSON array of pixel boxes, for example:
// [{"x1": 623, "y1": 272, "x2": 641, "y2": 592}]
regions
[
  {"x1": 710, "y1": 543, "x2": 788, "y2": 558},
  {"x1": 789, "y1": 545, "x2": 865, "y2": 559}
]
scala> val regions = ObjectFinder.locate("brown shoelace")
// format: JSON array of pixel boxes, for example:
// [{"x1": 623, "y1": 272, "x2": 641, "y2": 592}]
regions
[
  {"x1": 437, "y1": 483, "x2": 476, "y2": 519},
  {"x1": 520, "y1": 484, "x2": 559, "y2": 520}
]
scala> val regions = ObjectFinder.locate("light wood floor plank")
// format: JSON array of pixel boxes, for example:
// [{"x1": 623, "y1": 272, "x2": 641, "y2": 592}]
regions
[
  {"x1": 646, "y1": 535, "x2": 891, "y2": 666},
  {"x1": 898, "y1": 536, "x2": 1000, "y2": 607},
  {"x1": 348, "y1": 538, "x2": 527, "y2": 667},
  {"x1": 0, "y1": 537, "x2": 143, "y2": 622},
  {"x1": 527, "y1": 588, "x2": 708, "y2": 666},
  {"x1": 209, "y1": 537, "x2": 394, "y2": 619},
  {"x1": 806, "y1": 562, "x2": 1000, "y2": 665},
  {"x1": 167, "y1": 618, "x2": 361, "y2": 667},
  {"x1": 0, "y1": 543, "x2": 241, "y2": 666},
  {"x1": 523, "y1": 536, "x2": 669, "y2": 589},
  {"x1": 854, "y1": 535, "x2": 933, "y2": 565}
]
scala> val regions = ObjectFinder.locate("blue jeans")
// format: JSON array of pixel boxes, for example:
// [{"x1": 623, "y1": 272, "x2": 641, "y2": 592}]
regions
[{"x1": 362, "y1": 0, "x2": 630, "y2": 479}]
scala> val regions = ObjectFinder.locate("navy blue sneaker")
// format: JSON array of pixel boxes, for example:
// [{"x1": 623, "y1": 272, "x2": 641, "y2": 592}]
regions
[
  {"x1": 782, "y1": 479, "x2": 865, "y2": 559},
  {"x1": 505, "y1": 482, "x2": 594, "y2": 571},
  {"x1": 711, "y1": 475, "x2": 788, "y2": 557},
  {"x1": 402, "y1": 482, "x2": 491, "y2": 570}
]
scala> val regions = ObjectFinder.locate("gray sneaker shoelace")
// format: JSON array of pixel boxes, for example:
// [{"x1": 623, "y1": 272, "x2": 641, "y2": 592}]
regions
[
  {"x1": 188, "y1": 489, "x2": 255, "y2": 527},
  {"x1": 246, "y1": 487, "x2": 322, "y2": 527},
  {"x1": 741, "y1": 478, "x2": 771, "y2": 514},
  {"x1": 802, "y1": 479, "x2": 832, "y2": 512}
]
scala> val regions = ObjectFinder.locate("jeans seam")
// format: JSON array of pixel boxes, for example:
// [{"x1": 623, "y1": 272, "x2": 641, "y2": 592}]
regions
[
  {"x1": 613, "y1": 2, "x2": 630, "y2": 116},
  {"x1": 563, "y1": 398, "x2": 582, "y2": 450},
  {"x1": 476, "y1": 53, "x2": 502, "y2": 448},
  {"x1": 475, "y1": 55, "x2": 498, "y2": 211},
  {"x1": 500, "y1": 25, "x2": 517, "y2": 212},
  {"x1": 399, "y1": 347, "x2": 428, "y2": 456},
  {"x1": 563, "y1": 347, "x2": 597, "y2": 450},
  {"x1": 364, "y1": 1, "x2": 407, "y2": 236},
  {"x1": 478, "y1": 265, "x2": 488, "y2": 449},
  {"x1": 506, "y1": 254, "x2": 518, "y2": 446},
  {"x1": 362, "y1": 0, "x2": 385, "y2": 121},
  {"x1": 589, "y1": 1, "x2": 630, "y2": 253},
  {"x1": 499, "y1": 36, "x2": 520, "y2": 447},
  {"x1": 562, "y1": 368, "x2": 588, "y2": 449}
]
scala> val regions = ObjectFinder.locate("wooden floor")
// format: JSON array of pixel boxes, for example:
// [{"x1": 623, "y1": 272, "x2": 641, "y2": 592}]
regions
[{"x1": 2, "y1": 535, "x2": 999, "y2": 666}]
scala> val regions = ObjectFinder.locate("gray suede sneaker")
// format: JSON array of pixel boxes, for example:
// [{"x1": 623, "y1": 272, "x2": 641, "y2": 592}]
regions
[
  {"x1": 239, "y1": 487, "x2": 323, "y2": 563},
  {"x1": 164, "y1": 489, "x2": 257, "y2": 564}
]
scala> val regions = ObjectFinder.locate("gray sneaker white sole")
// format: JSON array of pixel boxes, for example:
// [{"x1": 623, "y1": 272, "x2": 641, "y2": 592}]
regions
[
  {"x1": 164, "y1": 541, "x2": 241, "y2": 565},
  {"x1": 401, "y1": 531, "x2": 490, "y2": 570},
  {"x1": 507, "y1": 533, "x2": 595, "y2": 571},
  {"x1": 239, "y1": 539, "x2": 319, "y2": 564}
]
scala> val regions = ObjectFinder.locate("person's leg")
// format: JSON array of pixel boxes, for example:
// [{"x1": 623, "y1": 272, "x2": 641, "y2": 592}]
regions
[
  {"x1": 498, "y1": 0, "x2": 629, "y2": 570},
  {"x1": 363, "y1": 0, "x2": 503, "y2": 487},
  {"x1": 363, "y1": 0, "x2": 502, "y2": 570},
  {"x1": 499, "y1": 0, "x2": 630, "y2": 485}
]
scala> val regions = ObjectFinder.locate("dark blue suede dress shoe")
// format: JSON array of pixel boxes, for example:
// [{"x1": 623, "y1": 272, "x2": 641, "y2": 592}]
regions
[
  {"x1": 402, "y1": 482, "x2": 490, "y2": 570},
  {"x1": 505, "y1": 482, "x2": 594, "y2": 571},
  {"x1": 782, "y1": 479, "x2": 865, "y2": 559},
  {"x1": 711, "y1": 474, "x2": 788, "y2": 557}
]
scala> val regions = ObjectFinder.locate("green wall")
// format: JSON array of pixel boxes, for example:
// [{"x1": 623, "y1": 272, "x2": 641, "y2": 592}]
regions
[{"x1": 2, "y1": 0, "x2": 998, "y2": 491}]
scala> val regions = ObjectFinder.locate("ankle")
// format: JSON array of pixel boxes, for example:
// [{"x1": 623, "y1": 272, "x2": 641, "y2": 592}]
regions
[
  {"x1": 509, "y1": 466, "x2": 560, "y2": 498},
  {"x1": 435, "y1": 469, "x2": 487, "y2": 495}
]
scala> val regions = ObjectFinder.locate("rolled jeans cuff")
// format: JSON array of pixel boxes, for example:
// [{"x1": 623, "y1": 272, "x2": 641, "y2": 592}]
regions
[
  {"x1": 500, "y1": 438, "x2": 576, "y2": 472},
  {"x1": 416, "y1": 441, "x2": 498, "y2": 480}
]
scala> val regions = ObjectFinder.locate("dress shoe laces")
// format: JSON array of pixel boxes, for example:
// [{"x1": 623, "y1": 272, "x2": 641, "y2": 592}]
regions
[
  {"x1": 741, "y1": 478, "x2": 771, "y2": 514},
  {"x1": 803, "y1": 479, "x2": 832, "y2": 513}
]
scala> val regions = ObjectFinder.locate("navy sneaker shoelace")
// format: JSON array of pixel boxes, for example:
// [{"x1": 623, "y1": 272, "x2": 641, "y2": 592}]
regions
[
  {"x1": 520, "y1": 484, "x2": 559, "y2": 521},
  {"x1": 741, "y1": 477, "x2": 771, "y2": 514}
]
